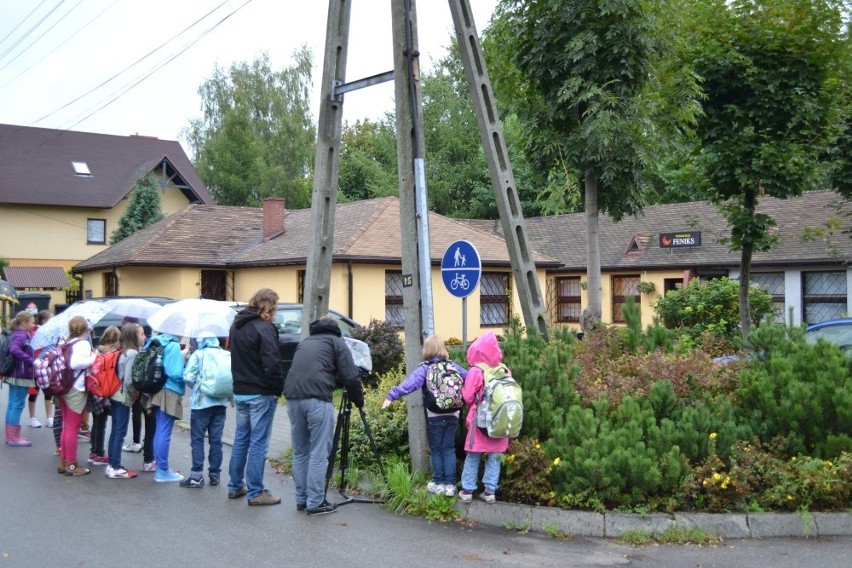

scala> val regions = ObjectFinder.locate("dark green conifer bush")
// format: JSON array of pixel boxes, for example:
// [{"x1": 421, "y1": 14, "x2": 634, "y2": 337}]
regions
[{"x1": 735, "y1": 325, "x2": 852, "y2": 457}]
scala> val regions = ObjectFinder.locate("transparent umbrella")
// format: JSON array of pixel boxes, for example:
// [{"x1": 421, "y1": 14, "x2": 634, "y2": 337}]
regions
[
  {"x1": 104, "y1": 298, "x2": 164, "y2": 320},
  {"x1": 31, "y1": 300, "x2": 112, "y2": 350},
  {"x1": 0, "y1": 279, "x2": 17, "y2": 304},
  {"x1": 146, "y1": 299, "x2": 236, "y2": 338}
]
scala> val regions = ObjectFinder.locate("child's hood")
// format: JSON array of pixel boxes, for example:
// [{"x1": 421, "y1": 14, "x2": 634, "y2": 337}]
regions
[{"x1": 466, "y1": 332, "x2": 503, "y2": 367}]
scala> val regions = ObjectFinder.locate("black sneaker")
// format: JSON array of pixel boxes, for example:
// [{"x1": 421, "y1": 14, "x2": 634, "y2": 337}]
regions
[
  {"x1": 306, "y1": 500, "x2": 337, "y2": 516},
  {"x1": 296, "y1": 503, "x2": 307, "y2": 512},
  {"x1": 180, "y1": 476, "x2": 204, "y2": 489},
  {"x1": 209, "y1": 473, "x2": 220, "y2": 486}
]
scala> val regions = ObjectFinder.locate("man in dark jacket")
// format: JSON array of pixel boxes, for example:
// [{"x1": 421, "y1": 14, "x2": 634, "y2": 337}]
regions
[
  {"x1": 284, "y1": 316, "x2": 364, "y2": 515},
  {"x1": 227, "y1": 288, "x2": 284, "y2": 506}
]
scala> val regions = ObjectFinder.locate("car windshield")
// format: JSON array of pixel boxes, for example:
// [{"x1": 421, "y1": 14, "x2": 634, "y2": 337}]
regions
[{"x1": 272, "y1": 306, "x2": 355, "y2": 336}]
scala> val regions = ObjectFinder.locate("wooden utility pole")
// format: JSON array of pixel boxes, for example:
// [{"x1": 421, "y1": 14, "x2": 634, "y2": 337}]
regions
[{"x1": 391, "y1": 0, "x2": 431, "y2": 472}]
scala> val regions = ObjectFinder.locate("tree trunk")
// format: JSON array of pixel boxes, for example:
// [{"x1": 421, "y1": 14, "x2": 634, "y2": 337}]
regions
[
  {"x1": 739, "y1": 190, "x2": 757, "y2": 346},
  {"x1": 581, "y1": 174, "x2": 602, "y2": 333}
]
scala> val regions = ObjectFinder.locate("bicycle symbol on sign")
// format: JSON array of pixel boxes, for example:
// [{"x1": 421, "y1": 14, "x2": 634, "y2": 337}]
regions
[{"x1": 450, "y1": 273, "x2": 470, "y2": 291}]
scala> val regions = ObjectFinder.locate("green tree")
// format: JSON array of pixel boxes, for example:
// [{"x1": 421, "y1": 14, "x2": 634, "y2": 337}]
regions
[
  {"x1": 684, "y1": 0, "x2": 849, "y2": 339},
  {"x1": 491, "y1": 0, "x2": 700, "y2": 331},
  {"x1": 338, "y1": 118, "x2": 398, "y2": 202},
  {"x1": 184, "y1": 49, "x2": 315, "y2": 208},
  {"x1": 110, "y1": 173, "x2": 164, "y2": 244}
]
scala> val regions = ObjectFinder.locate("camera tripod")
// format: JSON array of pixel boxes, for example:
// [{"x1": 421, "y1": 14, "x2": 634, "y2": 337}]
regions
[{"x1": 324, "y1": 391, "x2": 386, "y2": 506}]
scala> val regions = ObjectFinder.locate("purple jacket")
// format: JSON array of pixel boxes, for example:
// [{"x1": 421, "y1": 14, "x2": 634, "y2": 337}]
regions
[
  {"x1": 10, "y1": 329, "x2": 34, "y2": 380},
  {"x1": 385, "y1": 357, "x2": 468, "y2": 403},
  {"x1": 463, "y1": 332, "x2": 510, "y2": 454}
]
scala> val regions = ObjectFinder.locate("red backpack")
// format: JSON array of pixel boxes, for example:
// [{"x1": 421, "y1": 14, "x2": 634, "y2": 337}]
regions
[{"x1": 85, "y1": 349, "x2": 123, "y2": 399}]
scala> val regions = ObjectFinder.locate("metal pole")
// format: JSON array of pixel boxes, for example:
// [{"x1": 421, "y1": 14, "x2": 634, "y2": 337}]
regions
[{"x1": 462, "y1": 296, "x2": 467, "y2": 352}]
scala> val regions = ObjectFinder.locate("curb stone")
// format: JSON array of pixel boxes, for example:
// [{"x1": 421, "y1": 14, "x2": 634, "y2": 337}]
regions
[{"x1": 457, "y1": 500, "x2": 852, "y2": 539}]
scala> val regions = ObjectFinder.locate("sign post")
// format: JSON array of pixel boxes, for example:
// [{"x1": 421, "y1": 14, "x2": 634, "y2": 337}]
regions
[{"x1": 441, "y1": 240, "x2": 481, "y2": 350}]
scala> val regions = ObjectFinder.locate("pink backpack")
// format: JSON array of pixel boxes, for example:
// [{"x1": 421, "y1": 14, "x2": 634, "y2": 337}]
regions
[{"x1": 34, "y1": 339, "x2": 80, "y2": 396}]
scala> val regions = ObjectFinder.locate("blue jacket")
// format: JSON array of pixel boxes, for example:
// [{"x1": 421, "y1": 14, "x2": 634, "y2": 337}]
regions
[
  {"x1": 183, "y1": 336, "x2": 229, "y2": 410},
  {"x1": 147, "y1": 334, "x2": 184, "y2": 394}
]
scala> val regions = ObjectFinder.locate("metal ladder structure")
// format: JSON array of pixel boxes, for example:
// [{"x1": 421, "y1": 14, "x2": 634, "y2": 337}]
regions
[{"x1": 303, "y1": 0, "x2": 549, "y2": 470}]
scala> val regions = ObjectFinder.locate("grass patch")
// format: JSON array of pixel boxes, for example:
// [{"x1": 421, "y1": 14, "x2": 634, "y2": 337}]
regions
[
  {"x1": 619, "y1": 526, "x2": 721, "y2": 545},
  {"x1": 382, "y1": 460, "x2": 460, "y2": 522}
]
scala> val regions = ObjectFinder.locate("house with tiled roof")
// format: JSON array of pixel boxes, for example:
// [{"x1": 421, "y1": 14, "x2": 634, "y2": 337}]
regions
[
  {"x1": 0, "y1": 123, "x2": 213, "y2": 310},
  {"x1": 475, "y1": 191, "x2": 850, "y2": 328},
  {"x1": 72, "y1": 191, "x2": 850, "y2": 337},
  {"x1": 73, "y1": 197, "x2": 561, "y2": 340}
]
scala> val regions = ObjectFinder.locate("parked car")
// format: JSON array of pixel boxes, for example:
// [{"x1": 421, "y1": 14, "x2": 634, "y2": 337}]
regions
[
  {"x1": 714, "y1": 317, "x2": 852, "y2": 364},
  {"x1": 805, "y1": 318, "x2": 852, "y2": 358}
]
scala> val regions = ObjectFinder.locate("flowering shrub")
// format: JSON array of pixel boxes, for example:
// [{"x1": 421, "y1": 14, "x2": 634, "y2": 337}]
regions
[
  {"x1": 499, "y1": 439, "x2": 555, "y2": 506},
  {"x1": 349, "y1": 318, "x2": 405, "y2": 377}
]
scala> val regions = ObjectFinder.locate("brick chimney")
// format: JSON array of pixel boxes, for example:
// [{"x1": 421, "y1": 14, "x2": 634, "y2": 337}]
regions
[{"x1": 262, "y1": 197, "x2": 286, "y2": 241}]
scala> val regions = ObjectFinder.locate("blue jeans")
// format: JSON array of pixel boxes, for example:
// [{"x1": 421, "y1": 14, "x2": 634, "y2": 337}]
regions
[
  {"x1": 190, "y1": 406, "x2": 226, "y2": 474},
  {"x1": 461, "y1": 452, "x2": 502, "y2": 494},
  {"x1": 5, "y1": 384, "x2": 27, "y2": 426},
  {"x1": 287, "y1": 398, "x2": 335, "y2": 509},
  {"x1": 228, "y1": 395, "x2": 277, "y2": 500},
  {"x1": 427, "y1": 415, "x2": 458, "y2": 485},
  {"x1": 108, "y1": 401, "x2": 130, "y2": 469},
  {"x1": 153, "y1": 408, "x2": 176, "y2": 472}
]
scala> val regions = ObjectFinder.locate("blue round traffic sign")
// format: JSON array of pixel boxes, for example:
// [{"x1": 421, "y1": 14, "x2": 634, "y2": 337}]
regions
[{"x1": 441, "y1": 240, "x2": 481, "y2": 298}]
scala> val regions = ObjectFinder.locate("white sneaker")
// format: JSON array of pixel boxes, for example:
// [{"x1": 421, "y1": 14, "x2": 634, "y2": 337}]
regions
[
  {"x1": 29, "y1": 417, "x2": 43, "y2": 428},
  {"x1": 122, "y1": 442, "x2": 142, "y2": 453},
  {"x1": 46, "y1": 417, "x2": 54, "y2": 428},
  {"x1": 141, "y1": 461, "x2": 157, "y2": 472},
  {"x1": 426, "y1": 481, "x2": 444, "y2": 495},
  {"x1": 443, "y1": 485, "x2": 457, "y2": 497}
]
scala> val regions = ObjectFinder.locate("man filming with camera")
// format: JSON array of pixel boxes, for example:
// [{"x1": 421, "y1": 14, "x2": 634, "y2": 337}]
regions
[{"x1": 284, "y1": 316, "x2": 364, "y2": 515}]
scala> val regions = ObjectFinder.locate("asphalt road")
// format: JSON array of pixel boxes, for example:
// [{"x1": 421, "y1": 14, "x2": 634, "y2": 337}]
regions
[{"x1": 0, "y1": 396, "x2": 850, "y2": 567}]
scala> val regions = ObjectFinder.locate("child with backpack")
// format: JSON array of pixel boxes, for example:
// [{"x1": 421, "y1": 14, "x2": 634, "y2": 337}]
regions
[
  {"x1": 382, "y1": 335, "x2": 467, "y2": 496},
  {"x1": 104, "y1": 322, "x2": 147, "y2": 479},
  {"x1": 4, "y1": 311, "x2": 36, "y2": 447},
  {"x1": 180, "y1": 332, "x2": 231, "y2": 488},
  {"x1": 87, "y1": 326, "x2": 120, "y2": 467},
  {"x1": 458, "y1": 332, "x2": 513, "y2": 504},
  {"x1": 58, "y1": 316, "x2": 98, "y2": 476},
  {"x1": 144, "y1": 333, "x2": 185, "y2": 482}
]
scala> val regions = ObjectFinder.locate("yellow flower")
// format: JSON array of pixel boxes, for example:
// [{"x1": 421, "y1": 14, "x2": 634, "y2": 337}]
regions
[
  {"x1": 507, "y1": 455, "x2": 516, "y2": 463},
  {"x1": 824, "y1": 461, "x2": 833, "y2": 468},
  {"x1": 702, "y1": 479, "x2": 709, "y2": 486},
  {"x1": 712, "y1": 472, "x2": 722, "y2": 481},
  {"x1": 786, "y1": 495, "x2": 794, "y2": 501},
  {"x1": 535, "y1": 444, "x2": 541, "y2": 449},
  {"x1": 553, "y1": 457, "x2": 561, "y2": 466},
  {"x1": 709, "y1": 432, "x2": 717, "y2": 441},
  {"x1": 791, "y1": 456, "x2": 797, "y2": 462}
]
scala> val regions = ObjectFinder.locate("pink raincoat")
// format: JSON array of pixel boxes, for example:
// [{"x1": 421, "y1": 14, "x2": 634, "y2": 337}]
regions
[{"x1": 462, "y1": 332, "x2": 510, "y2": 454}]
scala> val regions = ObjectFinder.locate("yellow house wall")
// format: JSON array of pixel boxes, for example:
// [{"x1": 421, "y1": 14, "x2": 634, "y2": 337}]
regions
[
  {"x1": 548, "y1": 269, "x2": 688, "y2": 330},
  {"x1": 0, "y1": 185, "x2": 194, "y2": 267}
]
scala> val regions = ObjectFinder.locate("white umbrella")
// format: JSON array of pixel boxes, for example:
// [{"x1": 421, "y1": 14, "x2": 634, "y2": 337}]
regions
[
  {"x1": 146, "y1": 299, "x2": 236, "y2": 338},
  {"x1": 31, "y1": 301, "x2": 112, "y2": 350},
  {"x1": 104, "y1": 298, "x2": 163, "y2": 320}
]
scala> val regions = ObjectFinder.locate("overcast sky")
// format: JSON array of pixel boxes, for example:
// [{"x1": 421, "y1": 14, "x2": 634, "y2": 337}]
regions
[{"x1": 0, "y1": 0, "x2": 498, "y2": 152}]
